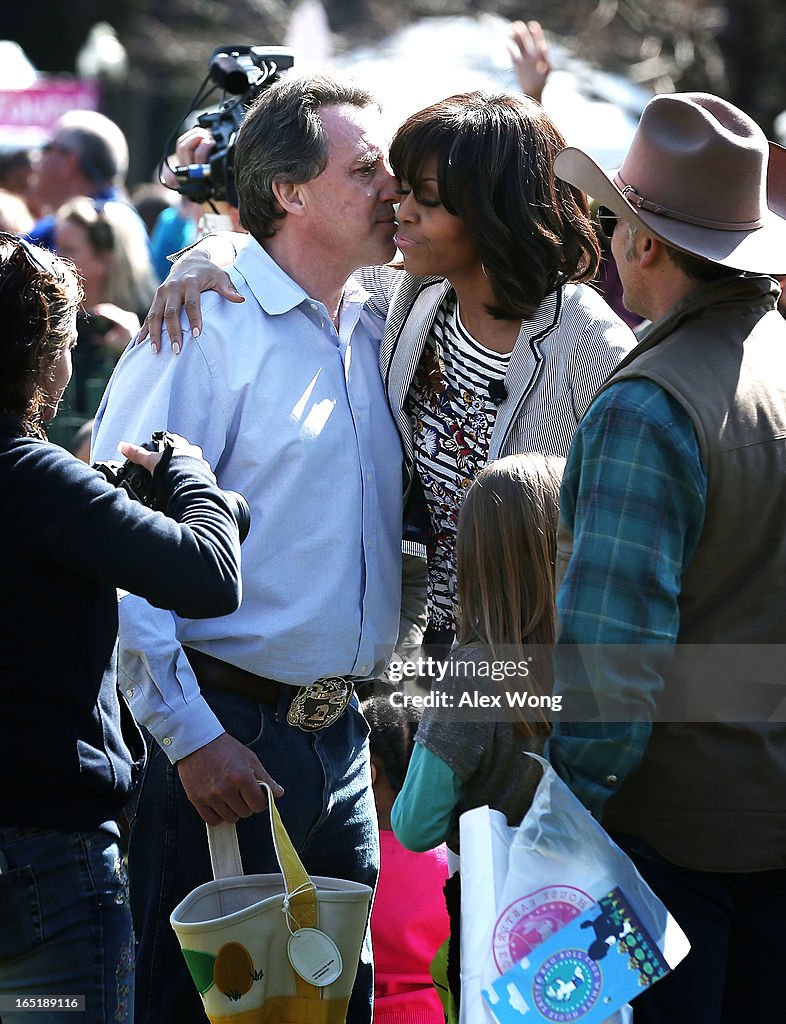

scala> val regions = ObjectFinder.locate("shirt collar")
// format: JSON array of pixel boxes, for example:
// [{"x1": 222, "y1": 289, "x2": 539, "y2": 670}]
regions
[
  {"x1": 233, "y1": 236, "x2": 373, "y2": 317},
  {"x1": 233, "y1": 236, "x2": 310, "y2": 315}
]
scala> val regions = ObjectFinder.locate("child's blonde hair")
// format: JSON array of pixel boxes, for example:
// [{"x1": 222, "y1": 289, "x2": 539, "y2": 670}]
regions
[{"x1": 456, "y1": 452, "x2": 565, "y2": 730}]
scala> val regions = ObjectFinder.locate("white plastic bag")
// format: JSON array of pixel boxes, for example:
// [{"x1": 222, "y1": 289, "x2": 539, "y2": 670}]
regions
[{"x1": 459, "y1": 753, "x2": 688, "y2": 1023}]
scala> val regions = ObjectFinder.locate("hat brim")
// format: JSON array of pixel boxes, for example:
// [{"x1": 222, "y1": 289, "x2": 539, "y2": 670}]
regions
[
  {"x1": 767, "y1": 141, "x2": 786, "y2": 220},
  {"x1": 555, "y1": 144, "x2": 786, "y2": 275}
]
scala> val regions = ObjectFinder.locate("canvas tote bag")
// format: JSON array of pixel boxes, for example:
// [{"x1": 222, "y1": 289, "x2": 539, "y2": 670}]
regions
[{"x1": 170, "y1": 783, "x2": 373, "y2": 1024}]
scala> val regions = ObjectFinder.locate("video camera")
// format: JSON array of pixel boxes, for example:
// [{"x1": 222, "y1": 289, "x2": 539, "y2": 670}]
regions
[
  {"x1": 169, "y1": 45, "x2": 295, "y2": 208},
  {"x1": 93, "y1": 430, "x2": 251, "y2": 542}
]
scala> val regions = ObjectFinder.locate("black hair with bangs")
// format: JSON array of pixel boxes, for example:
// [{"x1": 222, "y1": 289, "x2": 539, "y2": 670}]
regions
[{"x1": 389, "y1": 91, "x2": 601, "y2": 319}]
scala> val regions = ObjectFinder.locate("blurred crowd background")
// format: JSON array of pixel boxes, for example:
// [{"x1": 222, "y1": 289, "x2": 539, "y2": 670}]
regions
[
  {"x1": 2, "y1": 0, "x2": 785, "y2": 448},
  {"x1": 3, "y1": 0, "x2": 786, "y2": 188}
]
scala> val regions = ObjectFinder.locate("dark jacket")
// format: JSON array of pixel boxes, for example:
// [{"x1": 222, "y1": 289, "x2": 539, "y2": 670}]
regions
[{"x1": 0, "y1": 417, "x2": 241, "y2": 831}]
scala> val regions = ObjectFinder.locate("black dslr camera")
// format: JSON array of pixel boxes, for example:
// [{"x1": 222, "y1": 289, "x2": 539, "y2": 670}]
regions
[
  {"x1": 169, "y1": 45, "x2": 295, "y2": 207},
  {"x1": 93, "y1": 431, "x2": 251, "y2": 542}
]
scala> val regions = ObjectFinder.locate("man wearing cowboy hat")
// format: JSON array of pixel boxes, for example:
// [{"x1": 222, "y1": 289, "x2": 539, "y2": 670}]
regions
[{"x1": 549, "y1": 92, "x2": 786, "y2": 1022}]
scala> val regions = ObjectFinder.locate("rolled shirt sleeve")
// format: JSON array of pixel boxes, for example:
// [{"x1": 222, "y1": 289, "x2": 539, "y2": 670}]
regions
[{"x1": 116, "y1": 593, "x2": 224, "y2": 763}]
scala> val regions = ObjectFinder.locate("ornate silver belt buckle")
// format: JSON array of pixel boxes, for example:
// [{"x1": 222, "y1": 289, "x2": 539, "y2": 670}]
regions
[{"x1": 286, "y1": 676, "x2": 354, "y2": 731}]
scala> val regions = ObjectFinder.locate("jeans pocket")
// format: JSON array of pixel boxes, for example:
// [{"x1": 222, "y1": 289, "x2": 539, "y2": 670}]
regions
[
  {"x1": 0, "y1": 864, "x2": 43, "y2": 961},
  {"x1": 124, "y1": 732, "x2": 159, "y2": 831},
  {"x1": 348, "y1": 695, "x2": 371, "y2": 742},
  {"x1": 206, "y1": 691, "x2": 265, "y2": 747}
]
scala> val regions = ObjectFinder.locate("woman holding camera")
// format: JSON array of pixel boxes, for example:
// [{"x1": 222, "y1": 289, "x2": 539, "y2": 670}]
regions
[{"x1": 0, "y1": 232, "x2": 243, "y2": 1023}]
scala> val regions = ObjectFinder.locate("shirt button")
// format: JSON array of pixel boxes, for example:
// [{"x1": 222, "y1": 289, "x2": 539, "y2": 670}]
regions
[
  {"x1": 163, "y1": 736, "x2": 173, "y2": 747},
  {"x1": 359, "y1": 665, "x2": 368, "y2": 674},
  {"x1": 605, "y1": 774, "x2": 619, "y2": 786},
  {"x1": 125, "y1": 687, "x2": 135, "y2": 699}
]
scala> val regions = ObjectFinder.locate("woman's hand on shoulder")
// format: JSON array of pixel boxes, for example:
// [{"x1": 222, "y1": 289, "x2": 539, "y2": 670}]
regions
[{"x1": 138, "y1": 250, "x2": 243, "y2": 354}]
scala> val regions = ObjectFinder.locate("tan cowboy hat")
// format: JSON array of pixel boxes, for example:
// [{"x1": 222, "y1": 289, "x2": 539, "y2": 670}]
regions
[{"x1": 554, "y1": 92, "x2": 786, "y2": 275}]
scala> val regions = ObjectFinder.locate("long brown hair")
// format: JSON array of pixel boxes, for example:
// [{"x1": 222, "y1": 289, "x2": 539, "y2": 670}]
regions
[
  {"x1": 55, "y1": 197, "x2": 157, "y2": 317},
  {"x1": 456, "y1": 453, "x2": 564, "y2": 731}
]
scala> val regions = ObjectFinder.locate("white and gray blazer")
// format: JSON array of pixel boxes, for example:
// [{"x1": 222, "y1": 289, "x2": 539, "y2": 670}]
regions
[{"x1": 355, "y1": 265, "x2": 637, "y2": 490}]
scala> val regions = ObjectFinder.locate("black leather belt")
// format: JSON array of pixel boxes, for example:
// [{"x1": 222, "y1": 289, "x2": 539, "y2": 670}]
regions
[
  {"x1": 183, "y1": 647, "x2": 357, "y2": 731},
  {"x1": 184, "y1": 647, "x2": 285, "y2": 705}
]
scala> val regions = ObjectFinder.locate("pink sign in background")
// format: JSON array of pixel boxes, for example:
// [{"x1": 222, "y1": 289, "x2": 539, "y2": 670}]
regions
[{"x1": 0, "y1": 79, "x2": 98, "y2": 146}]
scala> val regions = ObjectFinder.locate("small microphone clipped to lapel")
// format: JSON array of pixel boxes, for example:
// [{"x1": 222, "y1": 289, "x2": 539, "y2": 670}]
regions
[{"x1": 488, "y1": 379, "x2": 507, "y2": 407}]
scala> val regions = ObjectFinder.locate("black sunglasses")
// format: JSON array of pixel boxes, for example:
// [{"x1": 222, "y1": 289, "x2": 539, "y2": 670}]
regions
[{"x1": 596, "y1": 206, "x2": 619, "y2": 240}]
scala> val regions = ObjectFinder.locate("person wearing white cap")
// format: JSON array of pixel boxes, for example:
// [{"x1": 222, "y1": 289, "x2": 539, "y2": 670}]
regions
[{"x1": 549, "y1": 92, "x2": 786, "y2": 1022}]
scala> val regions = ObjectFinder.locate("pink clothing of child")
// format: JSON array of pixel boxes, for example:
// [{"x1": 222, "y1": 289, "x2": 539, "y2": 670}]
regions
[{"x1": 372, "y1": 828, "x2": 450, "y2": 1023}]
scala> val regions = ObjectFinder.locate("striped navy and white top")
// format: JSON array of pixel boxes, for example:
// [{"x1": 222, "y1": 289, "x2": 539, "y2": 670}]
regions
[{"x1": 406, "y1": 292, "x2": 511, "y2": 632}]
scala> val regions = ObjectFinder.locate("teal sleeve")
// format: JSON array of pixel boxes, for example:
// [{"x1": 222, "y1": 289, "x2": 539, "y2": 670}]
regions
[{"x1": 391, "y1": 742, "x2": 462, "y2": 853}]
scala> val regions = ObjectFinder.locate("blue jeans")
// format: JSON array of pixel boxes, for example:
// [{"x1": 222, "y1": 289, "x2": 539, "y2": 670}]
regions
[
  {"x1": 129, "y1": 687, "x2": 378, "y2": 1024},
  {"x1": 611, "y1": 832, "x2": 786, "y2": 1023},
  {"x1": 0, "y1": 826, "x2": 133, "y2": 1024}
]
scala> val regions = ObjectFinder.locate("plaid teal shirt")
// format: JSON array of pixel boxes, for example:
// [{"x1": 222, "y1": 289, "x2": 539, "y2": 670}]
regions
[{"x1": 549, "y1": 378, "x2": 707, "y2": 818}]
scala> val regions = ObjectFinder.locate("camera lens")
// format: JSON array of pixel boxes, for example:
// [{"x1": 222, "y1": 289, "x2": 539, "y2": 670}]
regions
[{"x1": 225, "y1": 491, "x2": 251, "y2": 543}]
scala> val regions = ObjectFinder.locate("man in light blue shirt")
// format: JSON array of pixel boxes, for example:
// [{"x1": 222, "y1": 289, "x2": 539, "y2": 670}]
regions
[{"x1": 92, "y1": 73, "x2": 402, "y2": 1024}]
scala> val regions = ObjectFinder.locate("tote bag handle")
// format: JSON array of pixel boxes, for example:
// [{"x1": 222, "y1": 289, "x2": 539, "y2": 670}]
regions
[{"x1": 206, "y1": 781, "x2": 319, "y2": 931}]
